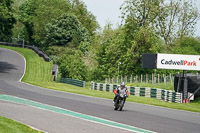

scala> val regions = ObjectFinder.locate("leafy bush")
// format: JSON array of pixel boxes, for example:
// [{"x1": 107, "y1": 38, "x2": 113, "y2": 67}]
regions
[{"x1": 57, "y1": 50, "x2": 88, "y2": 81}]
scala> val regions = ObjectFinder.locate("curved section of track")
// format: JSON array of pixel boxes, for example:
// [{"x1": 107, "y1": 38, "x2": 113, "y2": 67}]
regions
[
  {"x1": 0, "y1": 48, "x2": 25, "y2": 81},
  {"x1": 0, "y1": 47, "x2": 200, "y2": 133}
]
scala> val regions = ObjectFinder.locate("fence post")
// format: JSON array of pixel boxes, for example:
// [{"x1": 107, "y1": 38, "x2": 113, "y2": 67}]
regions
[
  {"x1": 103, "y1": 84, "x2": 106, "y2": 91},
  {"x1": 110, "y1": 84, "x2": 113, "y2": 92},
  {"x1": 83, "y1": 81, "x2": 85, "y2": 87},
  {"x1": 22, "y1": 39, "x2": 24, "y2": 48},
  {"x1": 154, "y1": 73, "x2": 157, "y2": 84},
  {"x1": 146, "y1": 74, "x2": 148, "y2": 83},
  {"x1": 136, "y1": 75, "x2": 138, "y2": 83},
  {"x1": 130, "y1": 75, "x2": 132, "y2": 83},
  {"x1": 97, "y1": 83, "x2": 100, "y2": 91},
  {"x1": 170, "y1": 73, "x2": 173, "y2": 87},
  {"x1": 163, "y1": 74, "x2": 166, "y2": 84},
  {"x1": 91, "y1": 82, "x2": 94, "y2": 90}
]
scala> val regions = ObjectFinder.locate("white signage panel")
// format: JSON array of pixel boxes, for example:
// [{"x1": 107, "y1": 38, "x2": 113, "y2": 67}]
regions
[{"x1": 157, "y1": 53, "x2": 200, "y2": 71}]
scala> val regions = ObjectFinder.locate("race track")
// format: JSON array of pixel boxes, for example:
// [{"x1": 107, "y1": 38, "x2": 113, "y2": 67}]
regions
[{"x1": 0, "y1": 47, "x2": 200, "y2": 133}]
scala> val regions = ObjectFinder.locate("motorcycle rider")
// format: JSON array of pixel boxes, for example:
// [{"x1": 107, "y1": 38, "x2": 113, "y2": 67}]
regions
[{"x1": 113, "y1": 82, "x2": 129, "y2": 103}]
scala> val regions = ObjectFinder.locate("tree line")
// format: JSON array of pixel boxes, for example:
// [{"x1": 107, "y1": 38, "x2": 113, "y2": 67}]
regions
[{"x1": 1, "y1": 0, "x2": 200, "y2": 81}]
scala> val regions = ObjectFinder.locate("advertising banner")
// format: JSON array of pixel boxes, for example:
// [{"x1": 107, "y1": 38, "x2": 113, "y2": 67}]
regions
[{"x1": 157, "y1": 53, "x2": 200, "y2": 71}]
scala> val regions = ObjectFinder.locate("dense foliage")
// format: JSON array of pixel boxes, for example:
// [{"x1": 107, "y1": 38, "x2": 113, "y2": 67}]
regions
[
  {"x1": 0, "y1": 0, "x2": 16, "y2": 41},
  {"x1": 2, "y1": 0, "x2": 200, "y2": 81},
  {"x1": 18, "y1": 0, "x2": 72, "y2": 45},
  {"x1": 57, "y1": 49, "x2": 88, "y2": 80},
  {"x1": 45, "y1": 14, "x2": 90, "y2": 48}
]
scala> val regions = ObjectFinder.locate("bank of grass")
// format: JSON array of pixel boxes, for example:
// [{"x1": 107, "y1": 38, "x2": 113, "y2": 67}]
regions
[
  {"x1": 0, "y1": 45, "x2": 53, "y2": 83},
  {"x1": 0, "y1": 116, "x2": 43, "y2": 133},
  {"x1": 1, "y1": 45, "x2": 200, "y2": 113}
]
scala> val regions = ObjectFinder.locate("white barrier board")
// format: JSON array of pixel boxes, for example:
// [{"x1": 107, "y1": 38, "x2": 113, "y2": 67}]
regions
[{"x1": 157, "y1": 53, "x2": 200, "y2": 71}]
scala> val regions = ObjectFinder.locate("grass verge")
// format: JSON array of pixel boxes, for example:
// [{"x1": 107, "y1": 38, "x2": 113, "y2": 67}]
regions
[
  {"x1": 1, "y1": 45, "x2": 200, "y2": 113},
  {"x1": 0, "y1": 116, "x2": 42, "y2": 133},
  {"x1": 0, "y1": 45, "x2": 53, "y2": 83},
  {"x1": 127, "y1": 82, "x2": 173, "y2": 90}
]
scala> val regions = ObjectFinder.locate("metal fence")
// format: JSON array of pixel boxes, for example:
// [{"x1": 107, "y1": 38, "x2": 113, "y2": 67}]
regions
[
  {"x1": 0, "y1": 41, "x2": 50, "y2": 62},
  {"x1": 105, "y1": 73, "x2": 174, "y2": 86}
]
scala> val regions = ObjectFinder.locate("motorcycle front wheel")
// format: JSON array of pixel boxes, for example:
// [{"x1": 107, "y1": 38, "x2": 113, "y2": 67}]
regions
[
  {"x1": 119, "y1": 99, "x2": 125, "y2": 111},
  {"x1": 114, "y1": 97, "x2": 119, "y2": 110}
]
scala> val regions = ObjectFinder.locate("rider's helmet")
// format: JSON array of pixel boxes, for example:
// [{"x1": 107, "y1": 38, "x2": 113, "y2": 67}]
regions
[{"x1": 120, "y1": 82, "x2": 125, "y2": 89}]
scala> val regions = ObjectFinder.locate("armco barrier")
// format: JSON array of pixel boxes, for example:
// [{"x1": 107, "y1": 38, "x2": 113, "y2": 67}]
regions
[
  {"x1": 60, "y1": 78, "x2": 85, "y2": 87},
  {"x1": 0, "y1": 42, "x2": 50, "y2": 62},
  {"x1": 52, "y1": 64, "x2": 58, "y2": 81},
  {"x1": 91, "y1": 82, "x2": 182, "y2": 103}
]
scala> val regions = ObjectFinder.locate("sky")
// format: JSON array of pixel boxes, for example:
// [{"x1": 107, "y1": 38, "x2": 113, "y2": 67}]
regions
[
  {"x1": 82, "y1": 0, "x2": 124, "y2": 29},
  {"x1": 82, "y1": 0, "x2": 200, "y2": 36}
]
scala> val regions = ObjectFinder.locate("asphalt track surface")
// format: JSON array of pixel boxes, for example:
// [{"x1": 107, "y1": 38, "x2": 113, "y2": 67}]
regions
[{"x1": 0, "y1": 47, "x2": 200, "y2": 133}]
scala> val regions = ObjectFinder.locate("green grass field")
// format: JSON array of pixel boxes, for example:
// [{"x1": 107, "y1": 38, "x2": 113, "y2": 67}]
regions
[
  {"x1": 1, "y1": 45, "x2": 200, "y2": 114},
  {"x1": 0, "y1": 116, "x2": 42, "y2": 133}
]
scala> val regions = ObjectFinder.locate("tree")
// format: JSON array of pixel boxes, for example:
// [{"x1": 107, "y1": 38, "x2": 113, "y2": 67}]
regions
[
  {"x1": 95, "y1": 25, "x2": 162, "y2": 80},
  {"x1": 71, "y1": 0, "x2": 99, "y2": 36},
  {"x1": 45, "y1": 13, "x2": 91, "y2": 49},
  {"x1": 0, "y1": 0, "x2": 16, "y2": 41},
  {"x1": 172, "y1": 37, "x2": 200, "y2": 55},
  {"x1": 121, "y1": 0, "x2": 162, "y2": 48},
  {"x1": 121, "y1": 0, "x2": 159, "y2": 27},
  {"x1": 32, "y1": 0, "x2": 71, "y2": 46},
  {"x1": 156, "y1": 0, "x2": 179, "y2": 45},
  {"x1": 157, "y1": 0, "x2": 199, "y2": 45},
  {"x1": 18, "y1": 0, "x2": 96, "y2": 47},
  {"x1": 122, "y1": 27, "x2": 162, "y2": 74},
  {"x1": 177, "y1": 0, "x2": 199, "y2": 38},
  {"x1": 13, "y1": 0, "x2": 25, "y2": 9},
  {"x1": 121, "y1": 0, "x2": 199, "y2": 45},
  {"x1": 18, "y1": 0, "x2": 72, "y2": 46},
  {"x1": 18, "y1": 0, "x2": 38, "y2": 45},
  {"x1": 94, "y1": 24, "x2": 123, "y2": 79}
]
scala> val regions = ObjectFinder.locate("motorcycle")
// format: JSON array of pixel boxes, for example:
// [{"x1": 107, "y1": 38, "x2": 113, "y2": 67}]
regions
[{"x1": 114, "y1": 88, "x2": 129, "y2": 111}]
